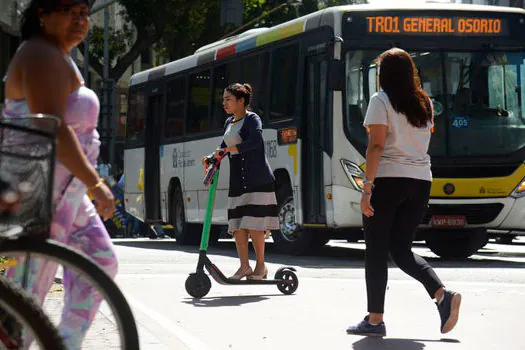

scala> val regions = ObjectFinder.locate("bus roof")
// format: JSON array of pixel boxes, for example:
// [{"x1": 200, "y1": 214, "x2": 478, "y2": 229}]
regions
[{"x1": 130, "y1": 3, "x2": 525, "y2": 87}]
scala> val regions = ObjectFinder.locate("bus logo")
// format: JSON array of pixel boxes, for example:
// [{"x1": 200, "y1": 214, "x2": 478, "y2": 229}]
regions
[{"x1": 443, "y1": 183, "x2": 455, "y2": 195}]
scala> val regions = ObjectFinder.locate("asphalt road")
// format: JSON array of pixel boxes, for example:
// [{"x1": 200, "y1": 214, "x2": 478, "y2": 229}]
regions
[{"x1": 100, "y1": 236, "x2": 525, "y2": 350}]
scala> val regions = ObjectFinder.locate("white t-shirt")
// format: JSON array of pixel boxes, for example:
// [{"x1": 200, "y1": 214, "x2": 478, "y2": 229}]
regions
[{"x1": 363, "y1": 91, "x2": 433, "y2": 181}]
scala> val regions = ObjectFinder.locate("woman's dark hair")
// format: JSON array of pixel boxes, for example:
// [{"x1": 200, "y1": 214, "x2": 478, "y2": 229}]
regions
[
  {"x1": 225, "y1": 83, "x2": 252, "y2": 108},
  {"x1": 377, "y1": 48, "x2": 432, "y2": 128},
  {"x1": 20, "y1": 0, "x2": 89, "y2": 41}
]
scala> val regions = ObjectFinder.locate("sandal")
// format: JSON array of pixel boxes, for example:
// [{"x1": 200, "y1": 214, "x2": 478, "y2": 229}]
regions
[
  {"x1": 229, "y1": 266, "x2": 253, "y2": 280},
  {"x1": 247, "y1": 266, "x2": 268, "y2": 280}
]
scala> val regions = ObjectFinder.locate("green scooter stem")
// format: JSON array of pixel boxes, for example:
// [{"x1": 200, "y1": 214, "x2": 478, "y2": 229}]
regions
[{"x1": 199, "y1": 168, "x2": 220, "y2": 252}]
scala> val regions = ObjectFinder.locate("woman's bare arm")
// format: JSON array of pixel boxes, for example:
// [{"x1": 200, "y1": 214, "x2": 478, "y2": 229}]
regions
[
  {"x1": 20, "y1": 45, "x2": 100, "y2": 188},
  {"x1": 364, "y1": 124, "x2": 388, "y2": 184}
]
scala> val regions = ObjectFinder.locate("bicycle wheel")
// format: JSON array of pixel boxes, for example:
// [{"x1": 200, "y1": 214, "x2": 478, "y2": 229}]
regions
[
  {"x1": 0, "y1": 277, "x2": 65, "y2": 349},
  {"x1": 0, "y1": 237, "x2": 139, "y2": 350}
]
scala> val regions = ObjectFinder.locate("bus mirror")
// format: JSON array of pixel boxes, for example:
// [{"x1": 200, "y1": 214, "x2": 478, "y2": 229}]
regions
[{"x1": 329, "y1": 60, "x2": 345, "y2": 91}]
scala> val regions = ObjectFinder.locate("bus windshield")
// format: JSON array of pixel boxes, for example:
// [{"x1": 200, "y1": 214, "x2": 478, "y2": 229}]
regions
[{"x1": 344, "y1": 49, "x2": 525, "y2": 158}]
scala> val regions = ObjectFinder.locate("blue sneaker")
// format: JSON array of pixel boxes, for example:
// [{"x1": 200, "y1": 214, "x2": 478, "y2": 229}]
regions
[
  {"x1": 436, "y1": 290, "x2": 462, "y2": 334},
  {"x1": 346, "y1": 315, "x2": 386, "y2": 337}
]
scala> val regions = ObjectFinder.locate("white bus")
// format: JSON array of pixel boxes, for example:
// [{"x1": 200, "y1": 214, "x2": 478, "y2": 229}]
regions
[{"x1": 124, "y1": 3, "x2": 525, "y2": 258}]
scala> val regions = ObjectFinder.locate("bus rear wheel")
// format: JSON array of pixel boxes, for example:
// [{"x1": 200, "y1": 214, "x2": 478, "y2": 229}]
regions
[
  {"x1": 425, "y1": 229, "x2": 488, "y2": 259},
  {"x1": 170, "y1": 186, "x2": 199, "y2": 245}
]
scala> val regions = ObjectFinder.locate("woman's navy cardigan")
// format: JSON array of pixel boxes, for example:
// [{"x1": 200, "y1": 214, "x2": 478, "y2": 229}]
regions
[{"x1": 219, "y1": 112, "x2": 275, "y2": 192}]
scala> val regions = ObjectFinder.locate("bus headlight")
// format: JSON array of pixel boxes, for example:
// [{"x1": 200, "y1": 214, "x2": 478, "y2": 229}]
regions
[
  {"x1": 341, "y1": 159, "x2": 365, "y2": 192},
  {"x1": 511, "y1": 177, "x2": 525, "y2": 198}
]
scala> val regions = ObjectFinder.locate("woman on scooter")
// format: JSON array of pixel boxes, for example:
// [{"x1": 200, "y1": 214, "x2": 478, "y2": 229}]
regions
[{"x1": 202, "y1": 83, "x2": 279, "y2": 280}]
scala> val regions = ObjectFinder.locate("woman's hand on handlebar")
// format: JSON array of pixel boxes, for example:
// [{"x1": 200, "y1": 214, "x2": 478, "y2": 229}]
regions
[{"x1": 214, "y1": 148, "x2": 226, "y2": 158}]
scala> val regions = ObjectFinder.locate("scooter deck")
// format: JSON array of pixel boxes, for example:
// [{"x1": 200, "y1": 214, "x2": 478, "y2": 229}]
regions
[{"x1": 204, "y1": 260, "x2": 295, "y2": 286}]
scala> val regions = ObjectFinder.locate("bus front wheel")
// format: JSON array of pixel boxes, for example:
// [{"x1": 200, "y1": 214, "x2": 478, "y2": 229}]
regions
[
  {"x1": 272, "y1": 193, "x2": 315, "y2": 255},
  {"x1": 425, "y1": 229, "x2": 488, "y2": 259}
]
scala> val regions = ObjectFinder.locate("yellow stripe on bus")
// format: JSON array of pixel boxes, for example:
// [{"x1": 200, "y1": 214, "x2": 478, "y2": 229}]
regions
[
  {"x1": 358, "y1": 162, "x2": 524, "y2": 198},
  {"x1": 431, "y1": 163, "x2": 525, "y2": 198}
]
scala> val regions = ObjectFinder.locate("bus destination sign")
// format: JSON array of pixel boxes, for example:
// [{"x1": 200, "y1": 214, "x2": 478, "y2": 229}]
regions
[{"x1": 365, "y1": 16, "x2": 508, "y2": 36}]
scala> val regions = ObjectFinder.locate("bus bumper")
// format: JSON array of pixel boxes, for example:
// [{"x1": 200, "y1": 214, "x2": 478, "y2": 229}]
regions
[
  {"x1": 499, "y1": 195, "x2": 525, "y2": 232},
  {"x1": 331, "y1": 184, "x2": 363, "y2": 228},
  {"x1": 421, "y1": 196, "x2": 525, "y2": 233}
]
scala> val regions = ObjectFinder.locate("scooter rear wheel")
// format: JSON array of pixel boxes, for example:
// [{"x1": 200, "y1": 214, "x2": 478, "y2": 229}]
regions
[
  {"x1": 185, "y1": 273, "x2": 211, "y2": 298},
  {"x1": 275, "y1": 269, "x2": 299, "y2": 295}
]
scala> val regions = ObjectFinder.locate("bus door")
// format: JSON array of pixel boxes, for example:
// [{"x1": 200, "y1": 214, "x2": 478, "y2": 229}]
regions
[
  {"x1": 302, "y1": 53, "x2": 328, "y2": 225},
  {"x1": 144, "y1": 84, "x2": 164, "y2": 224}
]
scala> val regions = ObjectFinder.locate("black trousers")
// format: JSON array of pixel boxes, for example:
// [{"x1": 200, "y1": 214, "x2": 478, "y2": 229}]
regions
[{"x1": 363, "y1": 177, "x2": 443, "y2": 314}]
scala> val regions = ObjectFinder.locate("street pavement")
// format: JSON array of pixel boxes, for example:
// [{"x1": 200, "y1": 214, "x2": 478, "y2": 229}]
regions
[{"x1": 47, "y1": 236, "x2": 525, "y2": 350}]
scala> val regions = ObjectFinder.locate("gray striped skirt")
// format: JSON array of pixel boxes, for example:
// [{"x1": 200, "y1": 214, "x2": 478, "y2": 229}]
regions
[{"x1": 227, "y1": 182, "x2": 279, "y2": 236}]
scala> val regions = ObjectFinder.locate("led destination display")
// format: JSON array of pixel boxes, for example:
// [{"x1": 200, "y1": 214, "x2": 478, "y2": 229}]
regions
[{"x1": 364, "y1": 15, "x2": 508, "y2": 36}]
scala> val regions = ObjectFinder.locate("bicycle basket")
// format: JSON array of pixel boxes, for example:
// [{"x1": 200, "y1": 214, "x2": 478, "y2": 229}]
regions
[{"x1": 0, "y1": 115, "x2": 60, "y2": 238}]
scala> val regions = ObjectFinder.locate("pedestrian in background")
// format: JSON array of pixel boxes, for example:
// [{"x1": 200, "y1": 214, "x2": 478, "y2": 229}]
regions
[
  {"x1": 346, "y1": 48, "x2": 461, "y2": 336},
  {"x1": 2, "y1": 0, "x2": 118, "y2": 347},
  {"x1": 202, "y1": 83, "x2": 278, "y2": 280}
]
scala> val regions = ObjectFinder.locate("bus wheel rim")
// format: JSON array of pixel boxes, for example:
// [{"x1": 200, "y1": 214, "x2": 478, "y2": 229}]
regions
[{"x1": 279, "y1": 199, "x2": 297, "y2": 242}]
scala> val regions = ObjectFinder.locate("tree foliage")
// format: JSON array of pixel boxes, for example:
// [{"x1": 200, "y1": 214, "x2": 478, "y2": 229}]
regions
[{"x1": 86, "y1": 0, "x2": 366, "y2": 82}]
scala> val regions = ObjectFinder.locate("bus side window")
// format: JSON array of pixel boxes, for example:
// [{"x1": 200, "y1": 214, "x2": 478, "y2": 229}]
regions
[
  {"x1": 212, "y1": 62, "x2": 240, "y2": 130},
  {"x1": 166, "y1": 77, "x2": 186, "y2": 138},
  {"x1": 187, "y1": 70, "x2": 211, "y2": 134},
  {"x1": 269, "y1": 44, "x2": 299, "y2": 121},
  {"x1": 126, "y1": 88, "x2": 146, "y2": 145},
  {"x1": 241, "y1": 53, "x2": 269, "y2": 120}
]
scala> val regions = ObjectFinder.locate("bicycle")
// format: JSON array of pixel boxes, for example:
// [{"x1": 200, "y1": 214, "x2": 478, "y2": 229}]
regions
[
  {"x1": 0, "y1": 115, "x2": 140, "y2": 349},
  {"x1": 0, "y1": 258, "x2": 66, "y2": 349}
]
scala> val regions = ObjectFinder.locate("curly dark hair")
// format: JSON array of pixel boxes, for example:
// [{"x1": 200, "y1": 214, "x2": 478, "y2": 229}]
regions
[
  {"x1": 20, "y1": 0, "x2": 90, "y2": 41},
  {"x1": 225, "y1": 83, "x2": 252, "y2": 108},
  {"x1": 377, "y1": 48, "x2": 432, "y2": 128}
]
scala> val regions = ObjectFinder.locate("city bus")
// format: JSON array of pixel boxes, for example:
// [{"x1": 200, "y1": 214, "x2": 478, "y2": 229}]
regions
[{"x1": 124, "y1": 3, "x2": 525, "y2": 258}]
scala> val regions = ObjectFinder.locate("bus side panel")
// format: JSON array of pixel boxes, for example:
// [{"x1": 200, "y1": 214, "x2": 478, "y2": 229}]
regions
[
  {"x1": 124, "y1": 147, "x2": 145, "y2": 221},
  {"x1": 264, "y1": 128, "x2": 303, "y2": 225},
  {"x1": 159, "y1": 143, "x2": 185, "y2": 223},
  {"x1": 183, "y1": 137, "x2": 229, "y2": 224}
]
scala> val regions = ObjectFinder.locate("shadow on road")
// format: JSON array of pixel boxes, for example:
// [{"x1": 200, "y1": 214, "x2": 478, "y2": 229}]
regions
[
  {"x1": 181, "y1": 294, "x2": 285, "y2": 307},
  {"x1": 112, "y1": 239, "x2": 525, "y2": 269},
  {"x1": 351, "y1": 337, "x2": 460, "y2": 350}
]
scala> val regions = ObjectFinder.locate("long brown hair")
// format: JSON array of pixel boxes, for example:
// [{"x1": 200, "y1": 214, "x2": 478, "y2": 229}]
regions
[{"x1": 377, "y1": 48, "x2": 432, "y2": 128}]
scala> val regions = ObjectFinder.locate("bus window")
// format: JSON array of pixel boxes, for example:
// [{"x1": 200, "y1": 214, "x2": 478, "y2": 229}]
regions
[
  {"x1": 212, "y1": 62, "x2": 240, "y2": 130},
  {"x1": 241, "y1": 53, "x2": 269, "y2": 119},
  {"x1": 444, "y1": 51, "x2": 525, "y2": 156},
  {"x1": 411, "y1": 52, "x2": 445, "y2": 157},
  {"x1": 344, "y1": 50, "x2": 376, "y2": 147},
  {"x1": 126, "y1": 88, "x2": 146, "y2": 145},
  {"x1": 187, "y1": 70, "x2": 211, "y2": 133},
  {"x1": 165, "y1": 77, "x2": 186, "y2": 138},
  {"x1": 269, "y1": 44, "x2": 299, "y2": 121}
]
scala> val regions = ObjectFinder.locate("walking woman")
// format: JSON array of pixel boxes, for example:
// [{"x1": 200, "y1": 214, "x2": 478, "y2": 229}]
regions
[
  {"x1": 3, "y1": 0, "x2": 118, "y2": 347},
  {"x1": 346, "y1": 48, "x2": 461, "y2": 336},
  {"x1": 203, "y1": 83, "x2": 279, "y2": 280}
]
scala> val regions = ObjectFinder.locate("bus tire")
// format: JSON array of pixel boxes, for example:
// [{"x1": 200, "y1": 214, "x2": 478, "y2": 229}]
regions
[
  {"x1": 309, "y1": 234, "x2": 330, "y2": 251},
  {"x1": 170, "y1": 186, "x2": 199, "y2": 245},
  {"x1": 425, "y1": 228, "x2": 488, "y2": 259},
  {"x1": 272, "y1": 186, "x2": 314, "y2": 255}
]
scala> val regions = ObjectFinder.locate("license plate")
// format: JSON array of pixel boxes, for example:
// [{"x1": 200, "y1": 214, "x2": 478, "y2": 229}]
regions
[{"x1": 431, "y1": 215, "x2": 466, "y2": 228}]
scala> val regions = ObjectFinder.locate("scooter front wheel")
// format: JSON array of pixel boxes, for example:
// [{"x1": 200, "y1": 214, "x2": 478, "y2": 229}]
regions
[
  {"x1": 275, "y1": 269, "x2": 299, "y2": 295},
  {"x1": 185, "y1": 273, "x2": 211, "y2": 298}
]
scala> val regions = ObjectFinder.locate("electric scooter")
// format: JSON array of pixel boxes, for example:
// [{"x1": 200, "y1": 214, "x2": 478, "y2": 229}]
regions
[{"x1": 185, "y1": 152, "x2": 299, "y2": 299}]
